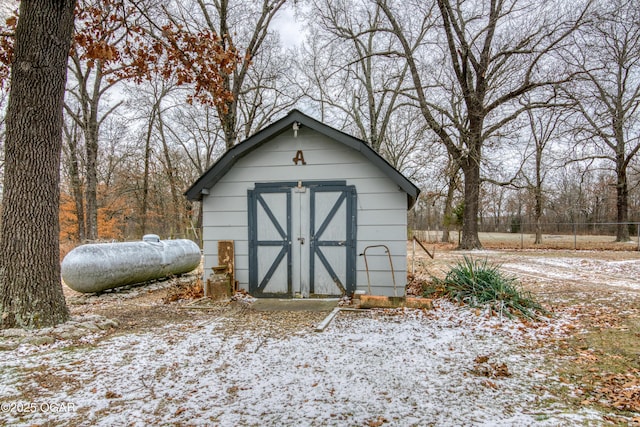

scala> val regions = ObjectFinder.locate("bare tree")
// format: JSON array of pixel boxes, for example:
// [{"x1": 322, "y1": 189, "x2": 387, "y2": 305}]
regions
[
  {"x1": 124, "y1": 76, "x2": 224, "y2": 238},
  {"x1": 563, "y1": 0, "x2": 640, "y2": 241},
  {"x1": 378, "y1": 108, "x2": 427, "y2": 176},
  {"x1": 162, "y1": 0, "x2": 288, "y2": 149},
  {"x1": 237, "y1": 31, "x2": 300, "y2": 140},
  {"x1": 0, "y1": 0, "x2": 75, "y2": 329},
  {"x1": 377, "y1": 0, "x2": 590, "y2": 249},
  {"x1": 169, "y1": 103, "x2": 226, "y2": 176},
  {"x1": 301, "y1": 0, "x2": 411, "y2": 151},
  {"x1": 62, "y1": 115, "x2": 86, "y2": 241},
  {"x1": 520, "y1": 101, "x2": 568, "y2": 244},
  {"x1": 440, "y1": 159, "x2": 461, "y2": 242},
  {"x1": 155, "y1": 94, "x2": 186, "y2": 238},
  {"x1": 64, "y1": 0, "x2": 135, "y2": 240}
]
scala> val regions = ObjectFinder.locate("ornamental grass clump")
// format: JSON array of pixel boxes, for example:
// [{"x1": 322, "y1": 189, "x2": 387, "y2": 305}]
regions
[{"x1": 430, "y1": 256, "x2": 548, "y2": 320}]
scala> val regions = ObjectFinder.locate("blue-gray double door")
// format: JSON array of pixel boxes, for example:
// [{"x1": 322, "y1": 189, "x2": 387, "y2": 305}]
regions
[{"x1": 248, "y1": 182, "x2": 356, "y2": 297}]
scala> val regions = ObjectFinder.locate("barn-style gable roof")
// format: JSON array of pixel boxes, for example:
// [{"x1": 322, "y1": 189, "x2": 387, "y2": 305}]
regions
[{"x1": 185, "y1": 109, "x2": 420, "y2": 208}]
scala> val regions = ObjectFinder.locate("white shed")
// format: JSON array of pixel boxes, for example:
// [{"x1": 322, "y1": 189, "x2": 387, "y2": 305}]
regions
[{"x1": 185, "y1": 110, "x2": 420, "y2": 297}]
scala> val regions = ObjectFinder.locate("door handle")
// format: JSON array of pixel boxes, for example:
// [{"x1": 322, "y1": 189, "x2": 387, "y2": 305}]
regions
[{"x1": 298, "y1": 237, "x2": 305, "y2": 245}]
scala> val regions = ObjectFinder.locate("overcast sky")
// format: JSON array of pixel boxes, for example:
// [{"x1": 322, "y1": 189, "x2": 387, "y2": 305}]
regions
[
  {"x1": 273, "y1": 3, "x2": 306, "y2": 48},
  {"x1": 0, "y1": 1, "x2": 305, "y2": 49}
]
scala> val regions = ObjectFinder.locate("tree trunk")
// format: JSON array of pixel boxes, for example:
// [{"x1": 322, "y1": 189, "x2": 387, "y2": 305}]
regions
[
  {"x1": 0, "y1": 0, "x2": 75, "y2": 329},
  {"x1": 67, "y1": 57, "x2": 107, "y2": 242},
  {"x1": 459, "y1": 158, "x2": 482, "y2": 249},
  {"x1": 534, "y1": 186, "x2": 543, "y2": 245},
  {"x1": 141, "y1": 104, "x2": 157, "y2": 237},
  {"x1": 534, "y1": 146, "x2": 544, "y2": 245},
  {"x1": 216, "y1": 0, "x2": 237, "y2": 150},
  {"x1": 615, "y1": 158, "x2": 630, "y2": 241},
  {"x1": 84, "y1": 95, "x2": 100, "y2": 240},
  {"x1": 157, "y1": 110, "x2": 182, "y2": 238},
  {"x1": 441, "y1": 167, "x2": 457, "y2": 243},
  {"x1": 65, "y1": 121, "x2": 86, "y2": 241},
  {"x1": 221, "y1": 99, "x2": 238, "y2": 150}
]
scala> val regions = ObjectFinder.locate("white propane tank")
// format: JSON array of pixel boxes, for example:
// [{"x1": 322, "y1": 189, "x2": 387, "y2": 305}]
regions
[{"x1": 61, "y1": 236, "x2": 201, "y2": 293}]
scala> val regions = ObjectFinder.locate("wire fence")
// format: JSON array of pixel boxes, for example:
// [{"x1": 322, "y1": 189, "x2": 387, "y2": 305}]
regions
[{"x1": 411, "y1": 222, "x2": 640, "y2": 251}]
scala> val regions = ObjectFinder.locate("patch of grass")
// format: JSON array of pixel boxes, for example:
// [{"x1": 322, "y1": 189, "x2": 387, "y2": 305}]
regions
[
  {"x1": 430, "y1": 256, "x2": 548, "y2": 319},
  {"x1": 552, "y1": 307, "x2": 640, "y2": 420},
  {"x1": 421, "y1": 283, "x2": 444, "y2": 298}
]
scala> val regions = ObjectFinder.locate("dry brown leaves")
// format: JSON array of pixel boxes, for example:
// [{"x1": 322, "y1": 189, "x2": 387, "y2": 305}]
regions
[
  {"x1": 469, "y1": 355, "x2": 512, "y2": 379},
  {"x1": 162, "y1": 278, "x2": 204, "y2": 303},
  {"x1": 105, "y1": 390, "x2": 121, "y2": 399},
  {"x1": 405, "y1": 274, "x2": 424, "y2": 297},
  {"x1": 553, "y1": 297, "x2": 640, "y2": 417},
  {"x1": 364, "y1": 416, "x2": 389, "y2": 427},
  {"x1": 581, "y1": 369, "x2": 640, "y2": 412}
]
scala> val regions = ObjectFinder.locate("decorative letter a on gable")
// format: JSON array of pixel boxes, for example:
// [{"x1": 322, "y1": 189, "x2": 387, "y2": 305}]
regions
[{"x1": 293, "y1": 150, "x2": 306, "y2": 165}]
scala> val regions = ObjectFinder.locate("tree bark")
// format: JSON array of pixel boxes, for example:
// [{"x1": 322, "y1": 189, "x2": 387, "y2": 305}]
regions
[
  {"x1": 67, "y1": 56, "x2": 102, "y2": 241},
  {"x1": 615, "y1": 153, "x2": 630, "y2": 241},
  {"x1": 534, "y1": 189, "x2": 543, "y2": 245},
  {"x1": 534, "y1": 145, "x2": 544, "y2": 245},
  {"x1": 460, "y1": 156, "x2": 483, "y2": 249},
  {"x1": 141, "y1": 101, "x2": 157, "y2": 237},
  {"x1": 67, "y1": 50, "x2": 126, "y2": 242},
  {"x1": 83, "y1": 79, "x2": 100, "y2": 240},
  {"x1": 157, "y1": 108, "x2": 182, "y2": 238},
  {"x1": 0, "y1": 0, "x2": 75, "y2": 329},
  {"x1": 441, "y1": 163, "x2": 458, "y2": 243},
  {"x1": 64, "y1": 119, "x2": 86, "y2": 241}
]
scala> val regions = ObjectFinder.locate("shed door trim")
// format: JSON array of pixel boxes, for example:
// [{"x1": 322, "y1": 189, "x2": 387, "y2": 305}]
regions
[
  {"x1": 248, "y1": 185, "x2": 292, "y2": 296},
  {"x1": 310, "y1": 185, "x2": 357, "y2": 295},
  {"x1": 248, "y1": 181, "x2": 356, "y2": 297},
  {"x1": 254, "y1": 180, "x2": 347, "y2": 189}
]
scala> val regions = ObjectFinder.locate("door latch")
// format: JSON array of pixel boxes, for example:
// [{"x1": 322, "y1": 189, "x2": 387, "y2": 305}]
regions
[{"x1": 298, "y1": 237, "x2": 305, "y2": 245}]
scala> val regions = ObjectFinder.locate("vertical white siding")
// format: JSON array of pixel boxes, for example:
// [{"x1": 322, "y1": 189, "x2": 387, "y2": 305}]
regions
[{"x1": 201, "y1": 126, "x2": 409, "y2": 296}]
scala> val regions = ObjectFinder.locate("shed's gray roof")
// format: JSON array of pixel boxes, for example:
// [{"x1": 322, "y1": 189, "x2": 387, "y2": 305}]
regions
[{"x1": 185, "y1": 109, "x2": 420, "y2": 208}]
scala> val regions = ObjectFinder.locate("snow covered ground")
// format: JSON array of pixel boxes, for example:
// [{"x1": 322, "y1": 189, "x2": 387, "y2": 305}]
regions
[
  {"x1": 0, "y1": 300, "x2": 602, "y2": 426},
  {"x1": 3, "y1": 248, "x2": 639, "y2": 426},
  {"x1": 424, "y1": 249, "x2": 640, "y2": 292},
  {"x1": 502, "y1": 255, "x2": 640, "y2": 291}
]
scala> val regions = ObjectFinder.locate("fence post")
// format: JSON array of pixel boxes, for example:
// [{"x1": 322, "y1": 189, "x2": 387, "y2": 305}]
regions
[
  {"x1": 637, "y1": 223, "x2": 639, "y2": 252},
  {"x1": 412, "y1": 237, "x2": 416, "y2": 274},
  {"x1": 573, "y1": 223, "x2": 577, "y2": 250}
]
